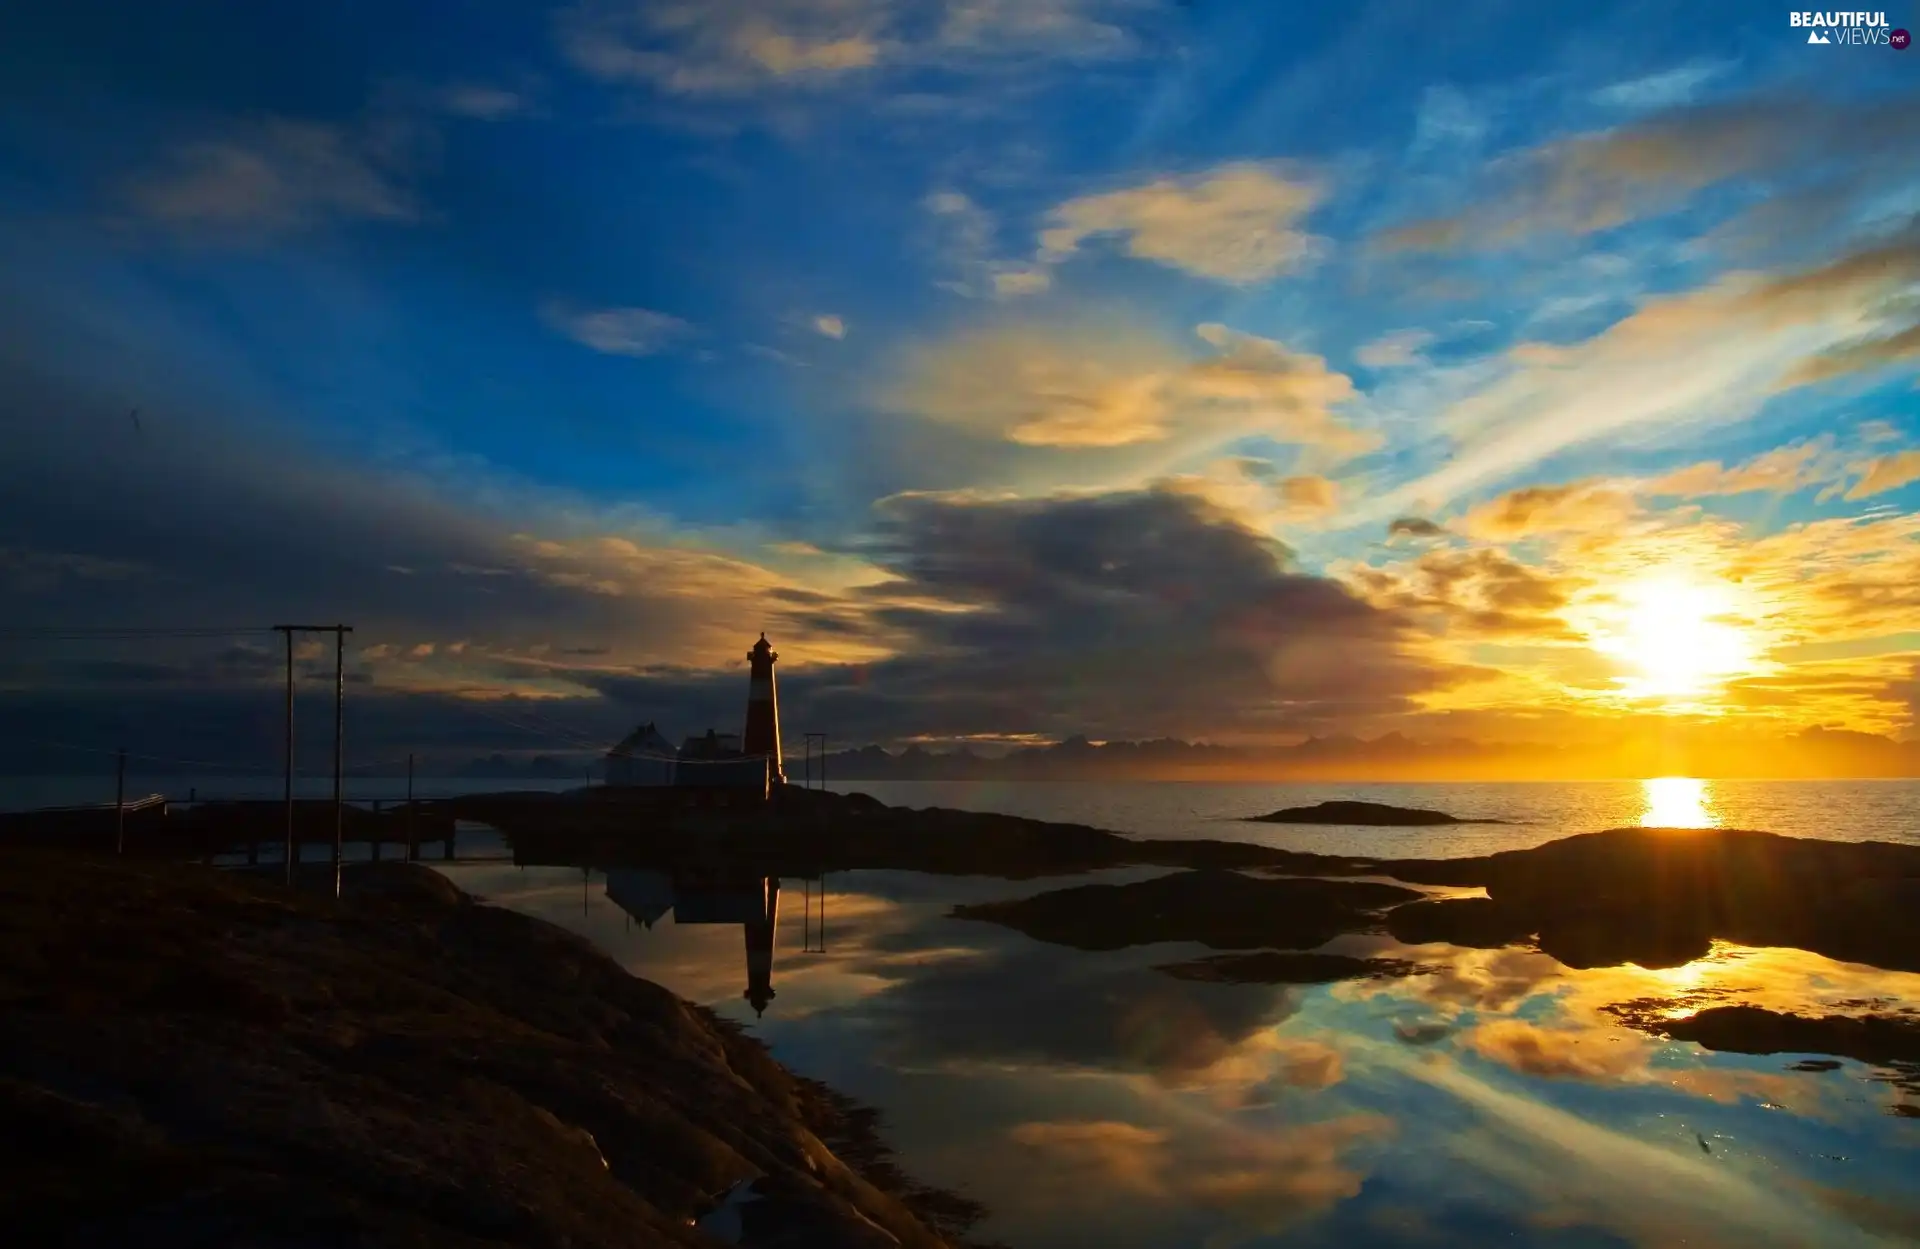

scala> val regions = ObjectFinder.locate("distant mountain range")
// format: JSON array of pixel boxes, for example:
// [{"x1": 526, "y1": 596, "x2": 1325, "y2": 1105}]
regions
[{"x1": 807, "y1": 729, "x2": 1920, "y2": 782}]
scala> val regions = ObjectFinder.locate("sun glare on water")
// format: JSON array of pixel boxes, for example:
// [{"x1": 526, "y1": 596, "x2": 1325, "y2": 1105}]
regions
[
  {"x1": 1587, "y1": 573, "x2": 1760, "y2": 702},
  {"x1": 1641, "y1": 776, "x2": 1718, "y2": 829}
]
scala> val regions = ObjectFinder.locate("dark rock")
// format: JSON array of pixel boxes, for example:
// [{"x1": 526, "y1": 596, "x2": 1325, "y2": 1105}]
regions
[
  {"x1": 1385, "y1": 897, "x2": 1532, "y2": 948},
  {"x1": 1154, "y1": 952, "x2": 1433, "y2": 984},
  {"x1": 1244, "y1": 800, "x2": 1504, "y2": 826},
  {"x1": 1659, "y1": 1006, "x2": 1920, "y2": 1069},
  {"x1": 951, "y1": 869, "x2": 1421, "y2": 952},
  {"x1": 0, "y1": 850, "x2": 976, "y2": 1249},
  {"x1": 1534, "y1": 913, "x2": 1713, "y2": 971}
]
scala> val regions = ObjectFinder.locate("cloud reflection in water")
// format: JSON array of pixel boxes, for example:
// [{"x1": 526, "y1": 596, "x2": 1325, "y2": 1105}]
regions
[{"x1": 454, "y1": 863, "x2": 1920, "y2": 1249}]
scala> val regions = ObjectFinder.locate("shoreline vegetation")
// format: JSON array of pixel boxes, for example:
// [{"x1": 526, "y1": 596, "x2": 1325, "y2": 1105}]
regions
[{"x1": 0, "y1": 851, "x2": 998, "y2": 1249}]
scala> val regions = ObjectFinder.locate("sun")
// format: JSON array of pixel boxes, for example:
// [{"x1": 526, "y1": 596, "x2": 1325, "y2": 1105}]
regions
[{"x1": 1587, "y1": 573, "x2": 1760, "y2": 701}]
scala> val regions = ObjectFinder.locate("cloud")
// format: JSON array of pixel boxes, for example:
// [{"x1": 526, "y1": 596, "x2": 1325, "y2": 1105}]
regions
[
  {"x1": 1787, "y1": 321, "x2": 1920, "y2": 386},
  {"x1": 1465, "y1": 1018, "x2": 1650, "y2": 1080},
  {"x1": 1358, "y1": 226, "x2": 1920, "y2": 520},
  {"x1": 812, "y1": 313, "x2": 847, "y2": 339},
  {"x1": 922, "y1": 189, "x2": 1052, "y2": 299},
  {"x1": 129, "y1": 119, "x2": 417, "y2": 233},
  {"x1": 1275, "y1": 473, "x2": 1340, "y2": 516},
  {"x1": 1844, "y1": 450, "x2": 1920, "y2": 500},
  {"x1": 1376, "y1": 92, "x2": 1916, "y2": 251},
  {"x1": 1037, "y1": 163, "x2": 1327, "y2": 283},
  {"x1": 1461, "y1": 480, "x2": 1639, "y2": 540},
  {"x1": 558, "y1": 0, "x2": 883, "y2": 94},
  {"x1": 557, "y1": 0, "x2": 1151, "y2": 98},
  {"x1": 437, "y1": 85, "x2": 530, "y2": 119},
  {"x1": 1343, "y1": 547, "x2": 1579, "y2": 641},
  {"x1": 1166, "y1": 459, "x2": 1344, "y2": 527},
  {"x1": 883, "y1": 319, "x2": 1368, "y2": 453},
  {"x1": 1387, "y1": 517, "x2": 1446, "y2": 540},
  {"x1": 935, "y1": 0, "x2": 1145, "y2": 61},
  {"x1": 858, "y1": 931, "x2": 1301, "y2": 1088},
  {"x1": 1007, "y1": 1112, "x2": 1392, "y2": 1233},
  {"x1": 1411, "y1": 84, "x2": 1488, "y2": 152},
  {"x1": 541, "y1": 303, "x2": 693, "y2": 356},
  {"x1": 1589, "y1": 59, "x2": 1730, "y2": 111},
  {"x1": 821, "y1": 485, "x2": 1466, "y2": 740},
  {"x1": 1644, "y1": 439, "x2": 1834, "y2": 498},
  {"x1": 1355, "y1": 329, "x2": 1433, "y2": 369}
]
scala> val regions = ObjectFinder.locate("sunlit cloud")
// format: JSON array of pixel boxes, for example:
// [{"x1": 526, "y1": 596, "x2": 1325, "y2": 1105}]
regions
[
  {"x1": 881, "y1": 318, "x2": 1368, "y2": 451},
  {"x1": 1843, "y1": 449, "x2": 1920, "y2": 500},
  {"x1": 1356, "y1": 227, "x2": 1920, "y2": 521},
  {"x1": 557, "y1": 0, "x2": 1153, "y2": 97},
  {"x1": 1036, "y1": 162, "x2": 1327, "y2": 284},
  {"x1": 1376, "y1": 92, "x2": 1917, "y2": 251},
  {"x1": 558, "y1": 0, "x2": 884, "y2": 95}
]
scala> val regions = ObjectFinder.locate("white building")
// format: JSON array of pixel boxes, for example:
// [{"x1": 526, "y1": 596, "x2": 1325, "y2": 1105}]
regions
[{"x1": 605, "y1": 722, "x2": 678, "y2": 787}]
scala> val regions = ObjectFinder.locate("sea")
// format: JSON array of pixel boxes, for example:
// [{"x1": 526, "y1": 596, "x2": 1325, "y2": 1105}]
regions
[
  {"x1": 9, "y1": 775, "x2": 1920, "y2": 851},
  {"x1": 15, "y1": 775, "x2": 1920, "y2": 1244}
]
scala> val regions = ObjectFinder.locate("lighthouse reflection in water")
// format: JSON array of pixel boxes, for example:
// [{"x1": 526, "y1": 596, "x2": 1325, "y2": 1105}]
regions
[{"x1": 604, "y1": 870, "x2": 788, "y2": 1016}]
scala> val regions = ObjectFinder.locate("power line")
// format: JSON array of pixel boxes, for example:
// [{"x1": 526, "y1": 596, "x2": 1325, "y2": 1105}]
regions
[
  {"x1": 0, "y1": 627, "x2": 280, "y2": 639},
  {"x1": 24, "y1": 738, "x2": 285, "y2": 774}
]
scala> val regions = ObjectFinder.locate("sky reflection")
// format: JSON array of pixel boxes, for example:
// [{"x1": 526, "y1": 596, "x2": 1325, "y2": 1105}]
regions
[{"x1": 449, "y1": 863, "x2": 1920, "y2": 1248}]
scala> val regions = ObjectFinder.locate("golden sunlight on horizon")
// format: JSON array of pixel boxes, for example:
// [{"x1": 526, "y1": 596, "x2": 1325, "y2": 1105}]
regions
[
  {"x1": 1584, "y1": 573, "x2": 1763, "y2": 704},
  {"x1": 1640, "y1": 776, "x2": 1718, "y2": 829}
]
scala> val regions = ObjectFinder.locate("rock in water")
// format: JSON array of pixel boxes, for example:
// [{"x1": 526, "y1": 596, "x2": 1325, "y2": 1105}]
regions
[
  {"x1": 952, "y1": 869, "x2": 1421, "y2": 951},
  {"x1": 1244, "y1": 800, "x2": 1503, "y2": 826}
]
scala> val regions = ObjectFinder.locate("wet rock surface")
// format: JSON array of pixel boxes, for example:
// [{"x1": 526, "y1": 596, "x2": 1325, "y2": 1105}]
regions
[
  {"x1": 1375, "y1": 828, "x2": 1920, "y2": 973},
  {"x1": 1244, "y1": 800, "x2": 1504, "y2": 826},
  {"x1": 1657, "y1": 1005, "x2": 1920, "y2": 1069},
  {"x1": 950, "y1": 869, "x2": 1421, "y2": 952},
  {"x1": 0, "y1": 851, "x2": 987, "y2": 1249},
  {"x1": 1608, "y1": 1003, "x2": 1920, "y2": 1110}
]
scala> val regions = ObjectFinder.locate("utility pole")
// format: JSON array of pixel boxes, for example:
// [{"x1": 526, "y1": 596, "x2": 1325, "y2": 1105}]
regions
[
  {"x1": 406, "y1": 753, "x2": 416, "y2": 862},
  {"x1": 275, "y1": 626, "x2": 295, "y2": 884},
  {"x1": 271, "y1": 623, "x2": 353, "y2": 895},
  {"x1": 115, "y1": 746, "x2": 126, "y2": 855},
  {"x1": 802, "y1": 732, "x2": 827, "y2": 791},
  {"x1": 332, "y1": 626, "x2": 346, "y2": 900}
]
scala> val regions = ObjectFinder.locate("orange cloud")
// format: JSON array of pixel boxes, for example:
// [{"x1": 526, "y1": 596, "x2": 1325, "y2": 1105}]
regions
[
  {"x1": 1460, "y1": 480, "x2": 1640, "y2": 539},
  {"x1": 1843, "y1": 449, "x2": 1920, "y2": 500}
]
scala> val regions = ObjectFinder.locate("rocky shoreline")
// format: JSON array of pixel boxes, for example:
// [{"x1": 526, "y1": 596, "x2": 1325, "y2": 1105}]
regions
[{"x1": 0, "y1": 850, "x2": 994, "y2": 1248}]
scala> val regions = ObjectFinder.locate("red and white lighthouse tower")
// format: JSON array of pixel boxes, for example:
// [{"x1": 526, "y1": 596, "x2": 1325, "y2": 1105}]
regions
[{"x1": 743, "y1": 633, "x2": 785, "y2": 785}]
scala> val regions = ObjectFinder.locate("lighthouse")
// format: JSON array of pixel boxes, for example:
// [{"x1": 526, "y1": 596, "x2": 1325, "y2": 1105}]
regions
[{"x1": 743, "y1": 632, "x2": 785, "y2": 785}]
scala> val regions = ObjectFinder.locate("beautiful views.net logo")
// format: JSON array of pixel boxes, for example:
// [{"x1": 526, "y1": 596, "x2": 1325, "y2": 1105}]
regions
[{"x1": 1788, "y1": 10, "x2": 1907, "y2": 46}]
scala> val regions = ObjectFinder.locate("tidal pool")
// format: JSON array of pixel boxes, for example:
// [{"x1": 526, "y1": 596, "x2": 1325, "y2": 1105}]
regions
[{"x1": 442, "y1": 860, "x2": 1920, "y2": 1248}]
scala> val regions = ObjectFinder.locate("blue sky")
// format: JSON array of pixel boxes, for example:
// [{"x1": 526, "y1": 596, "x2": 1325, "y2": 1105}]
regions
[{"x1": 2, "y1": 0, "x2": 1918, "y2": 760}]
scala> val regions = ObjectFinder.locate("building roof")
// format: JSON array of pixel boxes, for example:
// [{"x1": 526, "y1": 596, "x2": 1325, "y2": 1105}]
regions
[{"x1": 609, "y1": 722, "x2": 676, "y2": 758}]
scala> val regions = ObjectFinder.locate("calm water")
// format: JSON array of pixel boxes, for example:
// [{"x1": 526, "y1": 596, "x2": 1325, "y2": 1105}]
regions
[
  {"x1": 827, "y1": 778, "x2": 1920, "y2": 854},
  {"x1": 445, "y1": 859, "x2": 1920, "y2": 1249},
  {"x1": 11, "y1": 775, "x2": 1919, "y2": 854}
]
